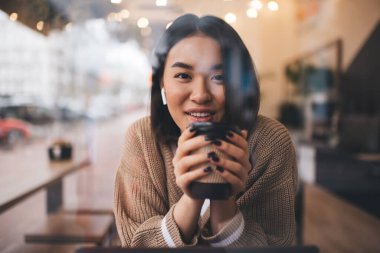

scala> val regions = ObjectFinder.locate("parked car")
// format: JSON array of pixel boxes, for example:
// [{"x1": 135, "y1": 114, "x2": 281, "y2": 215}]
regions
[
  {"x1": 0, "y1": 104, "x2": 54, "y2": 125},
  {"x1": 53, "y1": 106, "x2": 87, "y2": 123},
  {"x1": 0, "y1": 117, "x2": 31, "y2": 146}
]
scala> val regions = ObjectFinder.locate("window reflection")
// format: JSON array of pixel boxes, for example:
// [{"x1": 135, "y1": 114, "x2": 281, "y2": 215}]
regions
[
  {"x1": 0, "y1": 5, "x2": 150, "y2": 147},
  {"x1": 0, "y1": 1, "x2": 379, "y2": 253}
]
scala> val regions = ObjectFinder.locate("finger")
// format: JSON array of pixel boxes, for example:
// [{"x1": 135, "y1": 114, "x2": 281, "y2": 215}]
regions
[
  {"x1": 216, "y1": 167, "x2": 245, "y2": 191},
  {"x1": 176, "y1": 167, "x2": 212, "y2": 188},
  {"x1": 178, "y1": 126, "x2": 197, "y2": 144},
  {"x1": 226, "y1": 130, "x2": 248, "y2": 151},
  {"x1": 210, "y1": 157, "x2": 246, "y2": 179},
  {"x1": 174, "y1": 153, "x2": 209, "y2": 176},
  {"x1": 176, "y1": 135, "x2": 211, "y2": 158},
  {"x1": 241, "y1": 129, "x2": 248, "y2": 139},
  {"x1": 213, "y1": 139, "x2": 247, "y2": 163}
]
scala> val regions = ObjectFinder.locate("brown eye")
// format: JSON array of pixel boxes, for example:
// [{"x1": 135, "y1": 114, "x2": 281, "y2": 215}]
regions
[
  {"x1": 211, "y1": 74, "x2": 224, "y2": 83},
  {"x1": 174, "y1": 73, "x2": 192, "y2": 80}
]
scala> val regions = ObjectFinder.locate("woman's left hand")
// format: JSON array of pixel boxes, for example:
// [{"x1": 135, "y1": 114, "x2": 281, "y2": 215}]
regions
[{"x1": 210, "y1": 130, "x2": 251, "y2": 196}]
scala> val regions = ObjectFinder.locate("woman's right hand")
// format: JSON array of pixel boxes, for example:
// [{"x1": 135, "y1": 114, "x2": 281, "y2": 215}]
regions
[{"x1": 172, "y1": 127, "x2": 212, "y2": 198}]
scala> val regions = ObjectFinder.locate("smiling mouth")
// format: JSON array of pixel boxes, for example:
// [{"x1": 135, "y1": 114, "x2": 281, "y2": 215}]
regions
[
  {"x1": 185, "y1": 111, "x2": 216, "y2": 121},
  {"x1": 186, "y1": 112, "x2": 214, "y2": 117}
]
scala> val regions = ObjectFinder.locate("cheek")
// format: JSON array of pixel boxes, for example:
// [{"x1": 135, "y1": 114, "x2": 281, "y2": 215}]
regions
[
  {"x1": 213, "y1": 86, "x2": 226, "y2": 108},
  {"x1": 165, "y1": 87, "x2": 186, "y2": 105},
  {"x1": 165, "y1": 89, "x2": 188, "y2": 122}
]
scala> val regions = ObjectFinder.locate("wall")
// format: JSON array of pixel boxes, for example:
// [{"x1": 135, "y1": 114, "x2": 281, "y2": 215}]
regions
[
  {"x1": 235, "y1": 0, "x2": 380, "y2": 119},
  {"x1": 237, "y1": 1, "x2": 299, "y2": 119},
  {"x1": 296, "y1": 0, "x2": 380, "y2": 70}
]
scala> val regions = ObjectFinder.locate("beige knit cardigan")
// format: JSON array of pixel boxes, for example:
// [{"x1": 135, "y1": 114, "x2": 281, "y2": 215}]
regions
[{"x1": 114, "y1": 115, "x2": 297, "y2": 248}]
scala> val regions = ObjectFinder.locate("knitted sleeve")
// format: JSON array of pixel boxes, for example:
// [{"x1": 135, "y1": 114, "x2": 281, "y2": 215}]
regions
[
  {"x1": 201, "y1": 117, "x2": 298, "y2": 247},
  {"x1": 113, "y1": 118, "x2": 199, "y2": 247}
]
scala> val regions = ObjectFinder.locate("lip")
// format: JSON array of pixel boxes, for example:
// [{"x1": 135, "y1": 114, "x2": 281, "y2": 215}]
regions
[{"x1": 185, "y1": 108, "x2": 216, "y2": 122}]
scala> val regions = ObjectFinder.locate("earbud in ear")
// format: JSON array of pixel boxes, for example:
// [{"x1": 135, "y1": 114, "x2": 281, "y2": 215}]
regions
[{"x1": 161, "y1": 88, "x2": 167, "y2": 105}]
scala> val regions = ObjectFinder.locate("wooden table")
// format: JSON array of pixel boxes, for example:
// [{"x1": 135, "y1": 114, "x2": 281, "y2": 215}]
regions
[
  {"x1": 0, "y1": 141, "x2": 90, "y2": 214},
  {"x1": 303, "y1": 183, "x2": 380, "y2": 253}
]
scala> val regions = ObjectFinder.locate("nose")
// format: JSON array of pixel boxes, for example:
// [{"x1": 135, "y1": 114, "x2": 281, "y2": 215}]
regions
[{"x1": 190, "y1": 76, "x2": 212, "y2": 104}]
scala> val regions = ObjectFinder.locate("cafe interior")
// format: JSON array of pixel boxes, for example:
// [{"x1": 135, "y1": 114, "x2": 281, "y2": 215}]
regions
[{"x1": 0, "y1": 0, "x2": 379, "y2": 253}]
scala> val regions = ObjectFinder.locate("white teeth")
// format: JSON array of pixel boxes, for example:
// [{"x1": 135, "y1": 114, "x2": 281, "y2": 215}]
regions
[{"x1": 189, "y1": 112, "x2": 211, "y2": 118}]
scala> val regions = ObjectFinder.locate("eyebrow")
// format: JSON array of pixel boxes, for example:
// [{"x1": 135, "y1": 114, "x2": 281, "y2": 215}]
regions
[
  {"x1": 171, "y1": 62, "x2": 193, "y2": 70},
  {"x1": 171, "y1": 62, "x2": 223, "y2": 71},
  {"x1": 211, "y1": 63, "x2": 223, "y2": 71}
]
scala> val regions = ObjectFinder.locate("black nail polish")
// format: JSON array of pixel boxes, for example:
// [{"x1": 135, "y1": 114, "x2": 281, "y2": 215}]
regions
[
  {"x1": 203, "y1": 166, "x2": 212, "y2": 173},
  {"x1": 227, "y1": 132, "x2": 234, "y2": 138},
  {"x1": 207, "y1": 152, "x2": 219, "y2": 162},
  {"x1": 212, "y1": 139, "x2": 222, "y2": 146},
  {"x1": 189, "y1": 126, "x2": 196, "y2": 132},
  {"x1": 212, "y1": 156, "x2": 220, "y2": 162},
  {"x1": 207, "y1": 151, "x2": 216, "y2": 158},
  {"x1": 216, "y1": 166, "x2": 224, "y2": 172}
]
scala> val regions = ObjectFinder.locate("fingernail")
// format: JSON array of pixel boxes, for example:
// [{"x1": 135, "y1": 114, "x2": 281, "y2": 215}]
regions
[
  {"x1": 227, "y1": 132, "x2": 234, "y2": 138},
  {"x1": 189, "y1": 126, "x2": 196, "y2": 132},
  {"x1": 216, "y1": 166, "x2": 224, "y2": 172},
  {"x1": 203, "y1": 166, "x2": 212, "y2": 173},
  {"x1": 212, "y1": 156, "x2": 219, "y2": 162},
  {"x1": 212, "y1": 139, "x2": 221, "y2": 146},
  {"x1": 207, "y1": 152, "x2": 219, "y2": 162},
  {"x1": 207, "y1": 151, "x2": 216, "y2": 158}
]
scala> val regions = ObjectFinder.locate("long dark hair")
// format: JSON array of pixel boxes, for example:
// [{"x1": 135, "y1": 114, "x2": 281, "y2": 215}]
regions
[{"x1": 151, "y1": 14, "x2": 260, "y2": 143}]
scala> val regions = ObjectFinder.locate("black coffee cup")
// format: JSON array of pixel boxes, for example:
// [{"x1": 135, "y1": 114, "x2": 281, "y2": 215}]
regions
[{"x1": 188, "y1": 122, "x2": 241, "y2": 200}]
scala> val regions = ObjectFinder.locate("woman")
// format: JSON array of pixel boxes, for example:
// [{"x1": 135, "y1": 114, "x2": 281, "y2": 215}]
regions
[{"x1": 114, "y1": 14, "x2": 297, "y2": 248}]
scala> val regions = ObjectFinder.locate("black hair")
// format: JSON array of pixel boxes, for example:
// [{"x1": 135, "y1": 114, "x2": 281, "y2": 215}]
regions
[{"x1": 150, "y1": 14, "x2": 260, "y2": 143}]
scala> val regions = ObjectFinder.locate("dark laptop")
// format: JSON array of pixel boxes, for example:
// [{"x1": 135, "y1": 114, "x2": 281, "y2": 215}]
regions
[{"x1": 76, "y1": 246, "x2": 319, "y2": 253}]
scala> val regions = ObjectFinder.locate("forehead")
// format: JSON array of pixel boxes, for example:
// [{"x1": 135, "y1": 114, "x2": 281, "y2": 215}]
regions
[{"x1": 166, "y1": 35, "x2": 222, "y2": 67}]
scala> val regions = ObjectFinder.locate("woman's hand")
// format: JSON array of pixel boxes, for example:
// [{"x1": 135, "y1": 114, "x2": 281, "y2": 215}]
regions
[
  {"x1": 210, "y1": 130, "x2": 250, "y2": 196},
  {"x1": 172, "y1": 127, "x2": 215, "y2": 243},
  {"x1": 172, "y1": 127, "x2": 212, "y2": 198}
]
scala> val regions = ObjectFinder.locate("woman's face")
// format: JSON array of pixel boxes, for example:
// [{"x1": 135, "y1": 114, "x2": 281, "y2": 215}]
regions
[{"x1": 162, "y1": 35, "x2": 225, "y2": 132}]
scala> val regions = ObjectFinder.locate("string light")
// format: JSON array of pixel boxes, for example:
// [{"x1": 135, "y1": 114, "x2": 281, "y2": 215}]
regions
[
  {"x1": 137, "y1": 17, "x2": 149, "y2": 28},
  {"x1": 120, "y1": 9, "x2": 130, "y2": 19},
  {"x1": 110, "y1": 0, "x2": 122, "y2": 4},
  {"x1": 267, "y1": 1, "x2": 279, "y2": 11},
  {"x1": 246, "y1": 8, "x2": 258, "y2": 18},
  {"x1": 107, "y1": 9, "x2": 130, "y2": 22},
  {"x1": 155, "y1": 0, "x2": 167, "y2": 7},
  {"x1": 247, "y1": 0, "x2": 280, "y2": 18},
  {"x1": 250, "y1": 0, "x2": 263, "y2": 10},
  {"x1": 224, "y1": 13, "x2": 237, "y2": 23},
  {"x1": 107, "y1": 12, "x2": 117, "y2": 22}
]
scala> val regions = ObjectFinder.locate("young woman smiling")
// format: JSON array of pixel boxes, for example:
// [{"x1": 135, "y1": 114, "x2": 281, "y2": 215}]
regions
[{"x1": 114, "y1": 14, "x2": 297, "y2": 248}]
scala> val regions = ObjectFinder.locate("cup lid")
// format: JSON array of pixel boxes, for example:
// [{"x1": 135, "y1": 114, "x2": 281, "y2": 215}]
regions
[{"x1": 190, "y1": 122, "x2": 241, "y2": 139}]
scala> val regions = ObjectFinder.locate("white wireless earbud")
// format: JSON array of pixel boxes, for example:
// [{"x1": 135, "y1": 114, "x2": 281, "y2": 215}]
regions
[{"x1": 161, "y1": 88, "x2": 167, "y2": 105}]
